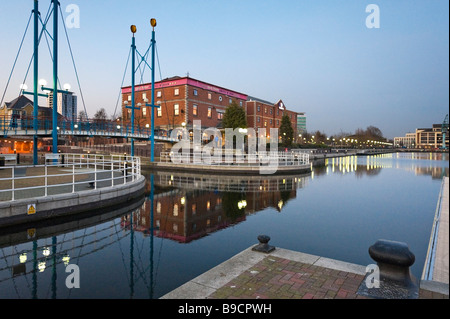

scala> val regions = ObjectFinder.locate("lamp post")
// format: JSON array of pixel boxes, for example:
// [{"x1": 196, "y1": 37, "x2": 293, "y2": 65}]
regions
[
  {"x1": 52, "y1": 0, "x2": 58, "y2": 155},
  {"x1": 130, "y1": 25, "x2": 137, "y2": 157},
  {"x1": 144, "y1": 18, "x2": 158, "y2": 162}
]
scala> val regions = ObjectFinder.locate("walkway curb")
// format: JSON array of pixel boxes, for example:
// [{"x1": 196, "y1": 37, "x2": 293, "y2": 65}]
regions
[{"x1": 0, "y1": 175, "x2": 146, "y2": 229}]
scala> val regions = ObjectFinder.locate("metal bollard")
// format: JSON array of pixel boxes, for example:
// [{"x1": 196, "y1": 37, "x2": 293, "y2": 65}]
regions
[
  {"x1": 358, "y1": 239, "x2": 419, "y2": 299},
  {"x1": 252, "y1": 235, "x2": 275, "y2": 253}
]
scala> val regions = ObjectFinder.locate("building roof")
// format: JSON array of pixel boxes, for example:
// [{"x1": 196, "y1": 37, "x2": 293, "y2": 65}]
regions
[{"x1": 5, "y1": 95, "x2": 33, "y2": 110}]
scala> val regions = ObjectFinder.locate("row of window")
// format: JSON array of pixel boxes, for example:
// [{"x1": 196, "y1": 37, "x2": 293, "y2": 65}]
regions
[
  {"x1": 129, "y1": 104, "x2": 225, "y2": 119},
  {"x1": 256, "y1": 105, "x2": 294, "y2": 119}
]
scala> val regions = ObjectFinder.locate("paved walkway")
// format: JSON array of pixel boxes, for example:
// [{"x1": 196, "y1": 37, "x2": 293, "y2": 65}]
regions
[
  {"x1": 162, "y1": 246, "x2": 448, "y2": 300},
  {"x1": 431, "y1": 177, "x2": 449, "y2": 284},
  {"x1": 162, "y1": 176, "x2": 449, "y2": 300}
]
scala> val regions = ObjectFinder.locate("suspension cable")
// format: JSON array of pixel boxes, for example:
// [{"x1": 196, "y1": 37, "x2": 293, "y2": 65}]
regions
[
  {"x1": 59, "y1": 5, "x2": 89, "y2": 120},
  {"x1": 113, "y1": 47, "x2": 132, "y2": 120},
  {"x1": 0, "y1": 12, "x2": 33, "y2": 108}
]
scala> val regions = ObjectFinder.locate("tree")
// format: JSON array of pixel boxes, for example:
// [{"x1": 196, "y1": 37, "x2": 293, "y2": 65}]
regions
[
  {"x1": 94, "y1": 108, "x2": 108, "y2": 123},
  {"x1": 279, "y1": 114, "x2": 294, "y2": 147},
  {"x1": 222, "y1": 101, "x2": 247, "y2": 129}
]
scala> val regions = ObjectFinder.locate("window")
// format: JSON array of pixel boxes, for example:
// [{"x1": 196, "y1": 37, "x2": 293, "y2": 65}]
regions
[
  {"x1": 193, "y1": 89, "x2": 198, "y2": 96},
  {"x1": 156, "y1": 202, "x2": 161, "y2": 214},
  {"x1": 207, "y1": 107, "x2": 212, "y2": 118},
  {"x1": 193, "y1": 105, "x2": 198, "y2": 116},
  {"x1": 257, "y1": 106, "x2": 261, "y2": 112},
  {"x1": 240, "y1": 101, "x2": 243, "y2": 107},
  {"x1": 229, "y1": 98, "x2": 232, "y2": 105},
  {"x1": 277, "y1": 120, "x2": 279, "y2": 126},
  {"x1": 174, "y1": 104, "x2": 180, "y2": 116},
  {"x1": 142, "y1": 107, "x2": 147, "y2": 116},
  {"x1": 264, "y1": 121, "x2": 267, "y2": 127},
  {"x1": 142, "y1": 93, "x2": 147, "y2": 100},
  {"x1": 208, "y1": 93, "x2": 212, "y2": 100},
  {"x1": 157, "y1": 91, "x2": 162, "y2": 98},
  {"x1": 157, "y1": 107, "x2": 162, "y2": 117},
  {"x1": 265, "y1": 107, "x2": 267, "y2": 114},
  {"x1": 270, "y1": 119, "x2": 272, "y2": 125},
  {"x1": 269, "y1": 108, "x2": 273, "y2": 115},
  {"x1": 257, "y1": 116, "x2": 260, "y2": 123},
  {"x1": 128, "y1": 95, "x2": 132, "y2": 101},
  {"x1": 174, "y1": 88, "x2": 179, "y2": 96},
  {"x1": 217, "y1": 112, "x2": 224, "y2": 120},
  {"x1": 219, "y1": 96, "x2": 223, "y2": 102}
]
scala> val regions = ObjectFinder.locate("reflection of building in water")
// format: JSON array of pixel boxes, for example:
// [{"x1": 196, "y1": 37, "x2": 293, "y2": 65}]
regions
[
  {"x1": 314, "y1": 154, "x2": 449, "y2": 180},
  {"x1": 128, "y1": 173, "x2": 309, "y2": 243}
]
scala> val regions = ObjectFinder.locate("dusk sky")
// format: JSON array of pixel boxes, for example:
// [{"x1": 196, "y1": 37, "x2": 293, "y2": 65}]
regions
[{"x1": 0, "y1": 0, "x2": 448, "y2": 139}]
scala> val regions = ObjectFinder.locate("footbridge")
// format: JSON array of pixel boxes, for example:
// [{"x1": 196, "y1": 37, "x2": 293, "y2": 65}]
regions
[{"x1": 1, "y1": 116, "x2": 177, "y2": 143}]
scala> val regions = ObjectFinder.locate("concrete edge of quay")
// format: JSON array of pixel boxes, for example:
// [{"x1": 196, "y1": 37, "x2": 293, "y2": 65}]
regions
[
  {"x1": 0, "y1": 175, "x2": 146, "y2": 229},
  {"x1": 143, "y1": 162, "x2": 312, "y2": 176}
]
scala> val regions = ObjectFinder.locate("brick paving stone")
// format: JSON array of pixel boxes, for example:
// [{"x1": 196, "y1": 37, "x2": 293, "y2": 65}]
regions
[{"x1": 207, "y1": 255, "x2": 448, "y2": 300}]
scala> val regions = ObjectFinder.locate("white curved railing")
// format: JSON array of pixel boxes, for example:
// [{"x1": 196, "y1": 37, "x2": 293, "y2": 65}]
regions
[
  {"x1": 0, "y1": 154, "x2": 141, "y2": 202},
  {"x1": 159, "y1": 151, "x2": 310, "y2": 167}
]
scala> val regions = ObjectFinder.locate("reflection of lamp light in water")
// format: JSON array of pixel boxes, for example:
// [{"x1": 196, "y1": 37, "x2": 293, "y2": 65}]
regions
[
  {"x1": 237, "y1": 200, "x2": 247, "y2": 209},
  {"x1": 42, "y1": 247, "x2": 50, "y2": 257},
  {"x1": 62, "y1": 254, "x2": 70, "y2": 266},
  {"x1": 278, "y1": 200, "x2": 284, "y2": 210},
  {"x1": 19, "y1": 253, "x2": 27, "y2": 264},
  {"x1": 38, "y1": 262, "x2": 46, "y2": 272}
]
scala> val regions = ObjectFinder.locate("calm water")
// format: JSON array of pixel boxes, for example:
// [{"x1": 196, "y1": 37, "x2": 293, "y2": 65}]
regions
[{"x1": 0, "y1": 152, "x2": 448, "y2": 299}]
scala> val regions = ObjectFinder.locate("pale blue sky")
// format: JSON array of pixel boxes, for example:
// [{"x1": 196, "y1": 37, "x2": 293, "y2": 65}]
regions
[{"x1": 0, "y1": 0, "x2": 448, "y2": 138}]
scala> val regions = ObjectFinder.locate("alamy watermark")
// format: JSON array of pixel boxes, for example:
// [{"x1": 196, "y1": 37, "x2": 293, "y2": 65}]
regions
[
  {"x1": 365, "y1": 264, "x2": 380, "y2": 288},
  {"x1": 65, "y1": 264, "x2": 80, "y2": 289},
  {"x1": 65, "y1": 4, "x2": 80, "y2": 29},
  {"x1": 366, "y1": 4, "x2": 380, "y2": 29},
  {"x1": 169, "y1": 120, "x2": 282, "y2": 174}
]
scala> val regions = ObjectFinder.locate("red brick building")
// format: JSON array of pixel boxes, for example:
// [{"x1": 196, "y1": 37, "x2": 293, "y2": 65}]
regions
[
  {"x1": 122, "y1": 76, "x2": 247, "y2": 134},
  {"x1": 121, "y1": 76, "x2": 299, "y2": 138},
  {"x1": 246, "y1": 96, "x2": 298, "y2": 139}
]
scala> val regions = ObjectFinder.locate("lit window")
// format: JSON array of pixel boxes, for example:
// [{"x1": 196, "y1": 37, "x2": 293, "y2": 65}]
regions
[
  {"x1": 217, "y1": 112, "x2": 224, "y2": 120},
  {"x1": 208, "y1": 93, "x2": 212, "y2": 100},
  {"x1": 173, "y1": 204, "x2": 178, "y2": 216},
  {"x1": 157, "y1": 107, "x2": 162, "y2": 117},
  {"x1": 174, "y1": 104, "x2": 179, "y2": 116},
  {"x1": 157, "y1": 91, "x2": 162, "y2": 98},
  {"x1": 142, "y1": 107, "x2": 147, "y2": 116},
  {"x1": 207, "y1": 107, "x2": 212, "y2": 118},
  {"x1": 142, "y1": 93, "x2": 147, "y2": 100},
  {"x1": 193, "y1": 105, "x2": 198, "y2": 116},
  {"x1": 156, "y1": 202, "x2": 161, "y2": 214},
  {"x1": 174, "y1": 88, "x2": 179, "y2": 96}
]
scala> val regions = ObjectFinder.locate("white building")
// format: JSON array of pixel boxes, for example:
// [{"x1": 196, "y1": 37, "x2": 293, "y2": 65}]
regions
[
  {"x1": 47, "y1": 91, "x2": 77, "y2": 121},
  {"x1": 394, "y1": 133, "x2": 416, "y2": 149}
]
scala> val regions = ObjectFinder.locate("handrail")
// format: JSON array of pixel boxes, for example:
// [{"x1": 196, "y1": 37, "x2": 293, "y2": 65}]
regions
[
  {"x1": 159, "y1": 151, "x2": 310, "y2": 166},
  {"x1": 0, "y1": 153, "x2": 141, "y2": 201}
]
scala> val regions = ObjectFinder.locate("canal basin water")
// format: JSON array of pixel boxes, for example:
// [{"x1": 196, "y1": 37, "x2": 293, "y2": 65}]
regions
[{"x1": 0, "y1": 152, "x2": 447, "y2": 299}]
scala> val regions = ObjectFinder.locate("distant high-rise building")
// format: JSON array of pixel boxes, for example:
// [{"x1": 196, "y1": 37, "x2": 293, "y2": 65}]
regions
[{"x1": 47, "y1": 91, "x2": 77, "y2": 121}]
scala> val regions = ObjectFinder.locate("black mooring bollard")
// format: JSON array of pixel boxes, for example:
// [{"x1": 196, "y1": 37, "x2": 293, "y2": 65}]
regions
[
  {"x1": 252, "y1": 235, "x2": 275, "y2": 253},
  {"x1": 358, "y1": 239, "x2": 419, "y2": 299}
]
